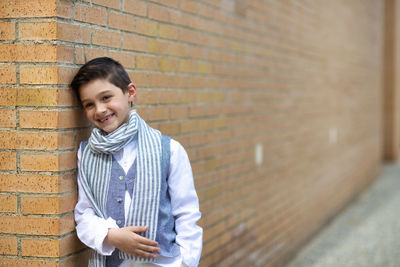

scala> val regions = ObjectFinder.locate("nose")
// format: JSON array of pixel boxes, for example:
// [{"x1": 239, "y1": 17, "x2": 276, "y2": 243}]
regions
[{"x1": 95, "y1": 103, "x2": 107, "y2": 115}]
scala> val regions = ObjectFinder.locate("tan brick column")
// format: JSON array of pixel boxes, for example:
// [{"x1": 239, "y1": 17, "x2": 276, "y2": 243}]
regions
[{"x1": 0, "y1": 0, "x2": 87, "y2": 265}]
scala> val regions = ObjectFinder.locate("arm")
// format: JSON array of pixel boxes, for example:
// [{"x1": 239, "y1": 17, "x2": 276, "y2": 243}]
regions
[
  {"x1": 168, "y1": 140, "x2": 203, "y2": 267},
  {"x1": 74, "y1": 143, "x2": 160, "y2": 257}
]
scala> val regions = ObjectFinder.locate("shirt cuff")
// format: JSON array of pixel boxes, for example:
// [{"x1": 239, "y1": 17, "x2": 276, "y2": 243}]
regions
[
  {"x1": 180, "y1": 246, "x2": 196, "y2": 267},
  {"x1": 97, "y1": 217, "x2": 119, "y2": 255}
]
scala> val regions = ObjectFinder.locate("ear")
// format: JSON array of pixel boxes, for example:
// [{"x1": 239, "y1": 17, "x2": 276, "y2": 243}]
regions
[{"x1": 126, "y1": 83, "x2": 137, "y2": 103}]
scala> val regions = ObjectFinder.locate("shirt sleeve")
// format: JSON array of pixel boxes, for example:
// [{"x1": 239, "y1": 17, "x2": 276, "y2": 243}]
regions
[
  {"x1": 168, "y1": 139, "x2": 203, "y2": 267},
  {"x1": 74, "y1": 143, "x2": 119, "y2": 256}
]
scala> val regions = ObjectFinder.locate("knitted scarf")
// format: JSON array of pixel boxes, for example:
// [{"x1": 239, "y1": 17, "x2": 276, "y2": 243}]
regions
[{"x1": 79, "y1": 110, "x2": 162, "y2": 266}]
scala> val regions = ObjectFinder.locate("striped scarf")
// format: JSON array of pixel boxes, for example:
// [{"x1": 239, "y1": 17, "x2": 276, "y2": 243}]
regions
[{"x1": 79, "y1": 110, "x2": 162, "y2": 266}]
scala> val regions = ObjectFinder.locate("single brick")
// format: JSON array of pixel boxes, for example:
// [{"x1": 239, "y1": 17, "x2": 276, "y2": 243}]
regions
[
  {"x1": 135, "y1": 19, "x2": 158, "y2": 37},
  {"x1": 20, "y1": 66, "x2": 58, "y2": 84},
  {"x1": 109, "y1": 51, "x2": 135, "y2": 69},
  {"x1": 158, "y1": 24, "x2": 179, "y2": 40},
  {"x1": 124, "y1": 0, "x2": 147, "y2": 16},
  {"x1": 136, "y1": 55, "x2": 159, "y2": 70},
  {"x1": 59, "y1": 213, "x2": 76, "y2": 235},
  {"x1": 0, "y1": 131, "x2": 17, "y2": 149},
  {"x1": 58, "y1": 131, "x2": 75, "y2": 149},
  {"x1": 168, "y1": 43, "x2": 188, "y2": 57},
  {"x1": 19, "y1": 110, "x2": 58, "y2": 129},
  {"x1": 18, "y1": 21, "x2": 57, "y2": 40},
  {"x1": 0, "y1": 44, "x2": 57, "y2": 62},
  {"x1": 59, "y1": 234, "x2": 86, "y2": 257},
  {"x1": 0, "y1": 22, "x2": 15, "y2": 40},
  {"x1": 148, "y1": 73, "x2": 169, "y2": 88},
  {"x1": 148, "y1": 4, "x2": 170, "y2": 22},
  {"x1": 123, "y1": 34, "x2": 147, "y2": 52},
  {"x1": 57, "y1": 0, "x2": 74, "y2": 19},
  {"x1": 129, "y1": 71, "x2": 148, "y2": 87},
  {"x1": 0, "y1": 87, "x2": 17, "y2": 105},
  {"x1": 21, "y1": 193, "x2": 76, "y2": 214},
  {"x1": 0, "y1": 216, "x2": 60, "y2": 235},
  {"x1": 148, "y1": 106, "x2": 169, "y2": 121},
  {"x1": 58, "y1": 66, "x2": 78, "y2": 85},
  {"x1": 148, "y1": 39, "x2": 169, "y2": 55},
  {"x1": 160, "y1": 57, "x2": 179, "y2": 72},
  {"x1": 170, "y1": 106, "x2": 188, "y2": 119},
  {"x1": 75, "y1": 3, "x2": 106, "y2": 26},
  {"x1": 57, "y1": 88, "x2": 79, "y2": 107},
  {"x1": 16, "y1": 131, "x2": 58, "y2": 150},
  {"x1": 108, "y1": 11, "x2": 134, "y2": 32},
  {"x1": 0, "y1": 236, "x2": 17, "y2": 255},
  {"x1": 20, "y1": 153, "x2": 59, "y2": 171},
  {"x1": 58, "y1": 151, "x2": 77, "y2": 171},
  {"x1": 20, "y1": 151, "x2": 76, "y2": 172},
  {"x1": 179, "y1": 59, "x2": 197, "y2": 73},
  {"x1": 135, "y1": 90, "x2": 158, "y2": 105},
  {"x1": 57, "y1": 22, "x2": 91, "y2": 44},
  {"x1": 180, "y1": 0, "x2": 198, "y2": 14},
  {"x1": 159, "y1": 90, "x2": 179, "y2": 104},
  {"x1": 158, "y1": 121, "x2": 180, "y2": 136},
  {"x1": 59, "y1": 193, "x2": 78, "y2": 214},
  {"x1": 57, "y1": 45, "x2": 74, "y2": 63},
  {"x1": 21, "y1": 238, "x2": 59, "y2": 257},
  {"x1": 0, "y1": 65, "x2": 16, "y2": 84},
  {"x1": 92, "y1": 28, "x2": 121, "y2": 48},
  {"x1": 57, "y1": 109, "x2": 90, "y2": 128},
  {"x1": 17, "y1": 88, "x2": 58, "y2": 106},
  {"x1": 93, "y1": 0, "x2": 120, "y2": 9},
  {"x1": 0, "y1": 194, "x2": 17, "y2": 212},
  {"x1": 150, "y1": 0, "x2": 178, "y2": 8},
  {"x1": 76, "y1": 47, "x2": 108, "y2": 65},
  {"x1": 0, "y1": 0, "x2": 57, "y2": 18},
  {"x1": 197, "y1": 62, "x2": 213, "y2": 74},
  {"x1": 0, "y1": 152, "x2": 16, "y2": 170},
  {"x1": 0, "y1": 259, "x2": 58, "y2": 267},
  {"x1": 0, "y1": 173, "x2": 74, "y2": 194}
]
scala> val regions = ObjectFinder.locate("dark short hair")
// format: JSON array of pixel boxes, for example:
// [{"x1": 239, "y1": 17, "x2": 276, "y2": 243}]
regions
[{"x1": 70, "y1": 57, "x2": 131, "y2": 103}]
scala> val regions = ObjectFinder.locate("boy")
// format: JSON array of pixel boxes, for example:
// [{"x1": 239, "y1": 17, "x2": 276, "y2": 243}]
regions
[{"x1": 71, "y1": 57, "x2": 202, "y2": 267}]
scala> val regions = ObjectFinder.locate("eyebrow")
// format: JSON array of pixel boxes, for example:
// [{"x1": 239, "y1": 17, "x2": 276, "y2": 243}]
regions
[{"x1": 81, "y1": 90, "x2": 113, "y2": 104}]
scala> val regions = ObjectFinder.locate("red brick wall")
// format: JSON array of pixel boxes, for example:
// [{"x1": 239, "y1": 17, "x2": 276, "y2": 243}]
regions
[{"x1": 0, "y1": 0, "x2": 384, "y2": 266}]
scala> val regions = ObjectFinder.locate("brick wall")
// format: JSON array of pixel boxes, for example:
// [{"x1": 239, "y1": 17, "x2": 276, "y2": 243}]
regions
[{"x1": 0, "y1": 0, "x2": 385, "y2": 266}]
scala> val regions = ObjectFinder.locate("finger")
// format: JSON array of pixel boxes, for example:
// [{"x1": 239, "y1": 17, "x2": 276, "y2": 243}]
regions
[
  {"x1": 135, "y1": 235, "x2": 159, "y2": 247},
  {"x1": 133, "y1": 249, "x2": 158, "y2": 259},
  {"x1": 137, "y1": 243, "x2": 161, "y2": 254},
  {"x1": 126, "y1": 225, "x2": 148, "y2": 232}
]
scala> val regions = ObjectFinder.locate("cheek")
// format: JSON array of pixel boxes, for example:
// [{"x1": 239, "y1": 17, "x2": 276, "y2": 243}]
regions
[{"x1": 84, "y1": 109, "x2": 93, "y2": 120}]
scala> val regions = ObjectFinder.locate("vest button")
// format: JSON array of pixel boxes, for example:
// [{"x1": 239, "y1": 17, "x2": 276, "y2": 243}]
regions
[
  {"x1": 117, "y1": 197, "x2": 122, "y2": 203},
  {"x1": 119, "y1": 176, "x2": 124, "y2": 180},
  {"x1": 117, "y1": 220, "x2": 122, "y2": 225}
]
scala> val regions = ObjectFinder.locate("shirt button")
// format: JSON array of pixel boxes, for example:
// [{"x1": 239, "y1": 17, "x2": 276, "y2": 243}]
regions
[
  {"x1": 117, "y1": 197, "x2": 122, "y2": 203},
  {"x1": 119, "y1": 176, "x2": 124, "y2": 180},
  {"x1": 117, "y1": 220, "x2": 122, "y2": 225}
]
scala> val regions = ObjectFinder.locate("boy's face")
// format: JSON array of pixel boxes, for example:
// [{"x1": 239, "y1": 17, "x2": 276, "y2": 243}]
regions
[{"x1": 79, "y1": 79, "x2": 136, "y2": 133}]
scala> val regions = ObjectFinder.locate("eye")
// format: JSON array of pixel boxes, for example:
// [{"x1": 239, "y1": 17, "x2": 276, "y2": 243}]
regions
[
  {"x1": 84, "y1": 103, "x2": 93, "y2": 109},
  {"x1": 103, "y1": 95, "x2": 112, "y2": 101}
]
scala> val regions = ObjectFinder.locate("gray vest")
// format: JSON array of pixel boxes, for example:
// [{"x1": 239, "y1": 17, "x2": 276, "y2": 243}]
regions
[{"x1": 82, "y1": 135, "x2": 180, "y2": 267}]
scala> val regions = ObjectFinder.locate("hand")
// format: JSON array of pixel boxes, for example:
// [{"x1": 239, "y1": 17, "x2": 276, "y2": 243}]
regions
[{"x1": 104, "y1": 226, "x2": 161, "y2": 258}]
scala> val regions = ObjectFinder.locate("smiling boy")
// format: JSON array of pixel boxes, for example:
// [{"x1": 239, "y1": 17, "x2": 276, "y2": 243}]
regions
[{"x1": 71, "y1": 57, "x2": 202, "y2": 267}]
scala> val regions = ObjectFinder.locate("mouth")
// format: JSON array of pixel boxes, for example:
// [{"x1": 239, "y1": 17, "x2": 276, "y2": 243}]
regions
[{"x1": 97, "y1": 113, "x2": 114, "y2": 124}]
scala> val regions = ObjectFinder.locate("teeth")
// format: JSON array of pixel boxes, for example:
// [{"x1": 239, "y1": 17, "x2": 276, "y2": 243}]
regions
[{"x1": 99, "y1": 114, "x2": 112, "y2": 122}]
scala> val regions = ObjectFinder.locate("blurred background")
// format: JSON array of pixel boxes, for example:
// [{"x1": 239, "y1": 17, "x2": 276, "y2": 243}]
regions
[{"x1": 0, "y1": 0, "x2": 398, "y2": 266}]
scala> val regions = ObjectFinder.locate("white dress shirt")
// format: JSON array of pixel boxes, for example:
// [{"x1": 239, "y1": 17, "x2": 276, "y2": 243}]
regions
[{"x1": 74, "y1": 138, "x2": 203, "y2": 267}]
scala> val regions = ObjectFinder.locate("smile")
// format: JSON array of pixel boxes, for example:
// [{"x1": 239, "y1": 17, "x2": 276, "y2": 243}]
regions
[{"x1": 98, "y1": 114, "x2": 114, "y2": 123}]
